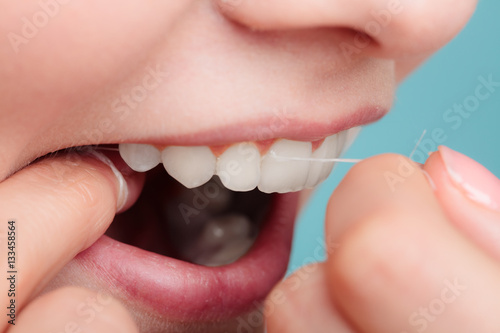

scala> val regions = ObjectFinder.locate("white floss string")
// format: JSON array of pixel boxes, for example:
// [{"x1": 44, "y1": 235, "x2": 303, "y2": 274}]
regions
[
  {"x1": 271, "y1": 129, "x2": 428, "y2": 164},
  {"x1": 269, "y1": 151, "x2": 363, "y2": 164},
  {"x1": 96, "y1": 145, "x2": 363, "y2": 163},
  {"x1": 409, "y1": 129, "x2": 427, "y2": 161}
]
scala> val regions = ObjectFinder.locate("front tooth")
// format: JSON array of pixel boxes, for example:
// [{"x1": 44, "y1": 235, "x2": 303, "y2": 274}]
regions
[
  {"x1": 258, "y1": 139, "x2": 312, "y2": 194},
  {"x1": 216, "y1": 143, "x2": 260, "y2": 192},
  {"x1": 305, "y1": 134, "x2": 338, "y2": 188},
  {"x1": 339, "y1": 127, "x2": 362, "y2": 156},
  {"x1": 161, "y1": 146, "x2": 216, "y2": 189},
  {"x1": 119, "y1": 143, "x2": 161, "y2": 172}
]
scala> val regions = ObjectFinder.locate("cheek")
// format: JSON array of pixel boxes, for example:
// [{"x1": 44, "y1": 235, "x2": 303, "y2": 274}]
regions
[{"x1": 0, "y1": 0, "x2": 189, "y2": 113}]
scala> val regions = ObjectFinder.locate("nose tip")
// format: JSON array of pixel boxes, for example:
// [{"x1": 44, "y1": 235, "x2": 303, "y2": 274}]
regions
[{"x1": 215, "y1": 0, "x2": 477, "y2": 59}]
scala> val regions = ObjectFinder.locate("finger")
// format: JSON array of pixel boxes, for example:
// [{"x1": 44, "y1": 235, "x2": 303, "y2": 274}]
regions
[
  {"x1": 266, "y1": 263, "x2": 355, "y2": 333},
  {"x1": 8, "y1": 287, "x2": 138, "y2": 333},
  {"x1": 325, "y1": 154, "x2": 500, "y2": 333},
  {"x1": 424, "y1": 146, "x2": 500, "y2": 260},
  {"x1": 0, "y1": 150, "x2": 144, "y2": 326}
]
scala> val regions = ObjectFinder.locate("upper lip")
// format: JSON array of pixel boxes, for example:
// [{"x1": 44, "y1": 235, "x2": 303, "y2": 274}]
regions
[
  {"x1": 11, "y1": 104, "x2": 388, "y2": 181},
  {"x1": 6, "y1": 100, "x2": 390, "y2": 185},
  {"x1": 110, "y1": 105, "x2": 388, "y2": 147}
]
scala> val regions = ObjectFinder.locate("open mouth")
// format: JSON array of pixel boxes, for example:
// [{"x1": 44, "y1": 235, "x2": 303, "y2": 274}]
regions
[{"x1": 60, "y1": 127, "x2": 360, "y2": 325}]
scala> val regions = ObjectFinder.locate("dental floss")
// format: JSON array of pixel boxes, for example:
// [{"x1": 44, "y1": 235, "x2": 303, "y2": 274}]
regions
[
  {"x1": 98, "y1": 146, "x2": 364, "y2": 163},
  {"x1": 96, "y1": 145, "x2": 365, "y2": 164},
  {"x1": 86, "y1": 148, "x2": 129, "y2": 211},
  {"x1": 269, "y1": 151, "x2": 363, "y2": 163},
  {"x1": 409, "y1": 130, "x2": 427, "y2": 161},
  {"x1": 271, "y1": 129, "x2": 428, "y2": 164}
]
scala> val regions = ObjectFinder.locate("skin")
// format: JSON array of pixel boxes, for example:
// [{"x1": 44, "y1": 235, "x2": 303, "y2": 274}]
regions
[
  {"x1": 0, "y1": 0, "x2": 487, "y2": 332},
  {"x1": 267, "y1": 152, "x2": 500, "y2": 332}
]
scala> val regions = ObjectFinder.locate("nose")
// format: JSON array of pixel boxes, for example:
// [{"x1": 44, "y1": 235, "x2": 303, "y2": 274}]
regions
[{"x1": 215, "y1": 0, "x2": 477, "y2": 59}]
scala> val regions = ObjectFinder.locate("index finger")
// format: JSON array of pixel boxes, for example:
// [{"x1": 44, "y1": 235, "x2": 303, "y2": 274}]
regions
[{"x1": 0, "y1": 150, "x2": 143, "y2": 330}]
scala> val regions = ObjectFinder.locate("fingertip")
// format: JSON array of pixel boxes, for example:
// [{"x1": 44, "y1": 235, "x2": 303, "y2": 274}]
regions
[
  {"x1": 424, "y1": 146, "x2": 500, "y2": 259},
  {"x1": 85, "y1": 149, "x2": 145, "y2": 213},
  {"x1": 326, "y1": 153, "x2": 428, "y2": 244}
]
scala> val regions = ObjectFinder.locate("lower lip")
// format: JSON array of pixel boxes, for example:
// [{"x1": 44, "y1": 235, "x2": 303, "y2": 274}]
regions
[{"x1": 74, "y1": 192, "x2": 299, "y2": 320}]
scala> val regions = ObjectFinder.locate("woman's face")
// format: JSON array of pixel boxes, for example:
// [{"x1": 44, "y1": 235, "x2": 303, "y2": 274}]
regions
[{"x1": 0, "y1": 0, "x2": 477, "y2": 331}]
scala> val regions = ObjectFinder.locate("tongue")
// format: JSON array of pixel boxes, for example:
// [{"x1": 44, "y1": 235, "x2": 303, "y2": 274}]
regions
[
  {"x1": 175, "y1": 213, "x2": 257, "y2": 266},
  {"x1": 163, "y1": 176, "x2": 270, "y2": 267}
]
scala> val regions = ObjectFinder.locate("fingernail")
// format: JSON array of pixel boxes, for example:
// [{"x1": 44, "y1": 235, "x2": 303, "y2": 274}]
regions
[
  {"x1": 86, "y1": 149, "x2": 129, "y2": 212},
  {"x1": 438, "y1": 146, "x2": 500, "y2": 212}
]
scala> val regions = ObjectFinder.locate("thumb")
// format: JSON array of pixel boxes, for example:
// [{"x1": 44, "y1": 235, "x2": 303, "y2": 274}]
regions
[
  {"x1": 265, "y1": 263, "x2": 355, "y2": 333},
  {"x1": 424, "y1": 146, "x2": 500, "y2": 260}
]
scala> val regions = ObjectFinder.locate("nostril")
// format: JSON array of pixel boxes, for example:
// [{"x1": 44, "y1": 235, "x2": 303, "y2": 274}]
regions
[{"x1": 214, "y1": 0, "x2": 476, "y2": 61}]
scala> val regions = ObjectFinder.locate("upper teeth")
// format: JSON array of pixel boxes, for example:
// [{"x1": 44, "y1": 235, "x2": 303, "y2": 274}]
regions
[
  {"x1": 258, "y1": 139, "x2": 312, "y2": 193},
  {"x1": 304, "y1": 135, "x2": 338, "y2": 188},
  {"x1": 162, "y1": 146, "x2": 217, "y2": 189},
  {"x1": 216, "y1": 143, "x2": 261, "y2": 192},
  {"x1": 119, "y1": 128, "x2": 360, "y2": 193},
  {"x1": 118, "y1": 143, "x2": 162, "y2": 172}
]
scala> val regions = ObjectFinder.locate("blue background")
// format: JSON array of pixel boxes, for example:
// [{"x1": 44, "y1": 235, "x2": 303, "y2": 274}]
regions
[{"x1": 288, "y1": 0, "x2": 500, "y2": 274}]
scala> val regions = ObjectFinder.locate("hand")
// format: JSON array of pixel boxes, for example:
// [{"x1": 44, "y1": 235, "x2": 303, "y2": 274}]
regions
[
  {"x1": 266, "y1": 147, "x2": 500, "y2": 332},
  {"x1": 0, "y1": 150, "x2": 143, "y2": 333}
]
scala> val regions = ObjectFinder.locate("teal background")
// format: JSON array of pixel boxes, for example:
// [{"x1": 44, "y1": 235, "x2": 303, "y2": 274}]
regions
[{"x1": 288, "y1": 0, "x2": 500, "y2": 274}]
